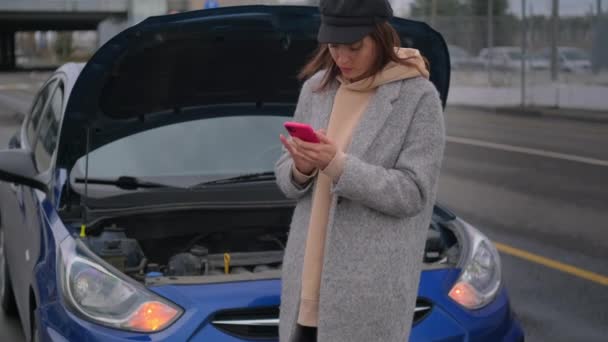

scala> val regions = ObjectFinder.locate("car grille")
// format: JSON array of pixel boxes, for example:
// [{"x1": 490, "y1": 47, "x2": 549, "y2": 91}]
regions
[
  {"x1": 212, "y1": 306, "x2": 279, "y2": 339},
  {"x1": 412, "y1": 298, "x2": 433, "y2": 325},
  {"x1": 211, "y1": 299, "x2": 433, "y2": 339}
]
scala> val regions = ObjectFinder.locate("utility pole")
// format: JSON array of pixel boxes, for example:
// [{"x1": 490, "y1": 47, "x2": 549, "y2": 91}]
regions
[
  {"x1": 488, "y1": 0, "x2": 494, "y2": 85},
  {"x1": 592, "y1": 0, "x2": 603, "y2": 73},
  {"x1": 431, "y1": 0, "x2": 437, "y2": 27},
  {"x1": 550, "y1": 0, "x2": 559, "y2": 81},
  {"x1": 521, "y1": 0, "x2": 527, "y2": 108}
]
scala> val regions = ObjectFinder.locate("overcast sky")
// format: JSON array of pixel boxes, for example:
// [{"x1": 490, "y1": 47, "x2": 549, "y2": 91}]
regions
[{"x1": 390, "y1": 0, "x2": 605, "y2": 17}]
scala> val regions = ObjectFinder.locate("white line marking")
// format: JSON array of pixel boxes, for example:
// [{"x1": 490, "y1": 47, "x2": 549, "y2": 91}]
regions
[{"x1": 447, "y1": 135, "x2": 608, "y2": 167}]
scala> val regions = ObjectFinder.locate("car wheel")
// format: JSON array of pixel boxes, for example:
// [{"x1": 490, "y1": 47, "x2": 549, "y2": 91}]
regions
[{"x1": 0, "y1": 228, "x2": 17, "y2": 315}]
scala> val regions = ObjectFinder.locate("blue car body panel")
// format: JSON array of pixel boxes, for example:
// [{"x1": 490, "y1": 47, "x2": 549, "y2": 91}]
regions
[
  {"x1": 32, "y1": 200, "x2": 523, "y2": 342},
  {"x1": 35, "y1": 243, "x2": 523, "y2": 342}
]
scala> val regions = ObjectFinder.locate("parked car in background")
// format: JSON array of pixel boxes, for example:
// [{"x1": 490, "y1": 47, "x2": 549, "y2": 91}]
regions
[
  {"x1": 536, "y1": 46, "x2": 592, "y2": 73},
  {"x1": 478, "y1": 46, "x2": 545, "y2": 71},
  {"x1": 447, "y1": 44, "x2": 478, "y2": 70}
]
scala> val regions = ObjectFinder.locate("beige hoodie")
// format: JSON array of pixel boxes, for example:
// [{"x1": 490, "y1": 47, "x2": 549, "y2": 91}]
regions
[{"x1": 294, "y1": 48, "x2": 430, "y2": 327}]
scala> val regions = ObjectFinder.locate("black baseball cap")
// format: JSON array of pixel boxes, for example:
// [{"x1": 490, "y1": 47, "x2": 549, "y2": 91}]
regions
[{"x1": 317, "y1": 0, "x2": 393, "y2": 44}]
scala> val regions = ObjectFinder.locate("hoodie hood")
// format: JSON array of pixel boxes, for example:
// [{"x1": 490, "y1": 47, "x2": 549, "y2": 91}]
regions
[{"x1": 338, "y1": 48, "x2": 429, "y2": 92}]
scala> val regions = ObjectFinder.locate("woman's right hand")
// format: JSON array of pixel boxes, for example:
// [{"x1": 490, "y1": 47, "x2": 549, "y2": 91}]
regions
[{"x1": 279, "y1": 134, "x2": 316, "y2": 175}]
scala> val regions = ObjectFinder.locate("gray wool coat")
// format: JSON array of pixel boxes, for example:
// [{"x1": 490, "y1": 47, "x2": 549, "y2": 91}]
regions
[{"x1": 274, "y1": 71, "x2": 446, "y2": 342}]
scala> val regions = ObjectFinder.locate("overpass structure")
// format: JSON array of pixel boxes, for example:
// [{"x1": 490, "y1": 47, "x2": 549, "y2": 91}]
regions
[
  {"x1": 0, "y1": 0, "x2": 292, "y2": 70},
  {"x1": 0, "y1": 0, "x2": 170, "y2": 70}
]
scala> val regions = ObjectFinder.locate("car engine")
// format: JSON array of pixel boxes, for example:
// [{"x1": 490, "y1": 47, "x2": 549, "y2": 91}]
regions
[
  {"x1": 79, "y1": 208, "x2": 459, "y2": 284},
  {"x1": 83, "y1": 223, "x2": 286, "y2": 283}
]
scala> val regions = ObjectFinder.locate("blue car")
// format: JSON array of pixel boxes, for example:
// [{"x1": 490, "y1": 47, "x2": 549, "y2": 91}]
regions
[{"x1": 0, "y1": 5, "x2": 524, "y2": 342}]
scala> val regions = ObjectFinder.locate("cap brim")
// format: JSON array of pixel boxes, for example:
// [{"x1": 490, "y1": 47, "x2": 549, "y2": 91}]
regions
[{"x1": 317, "y1": 23, "x2": 375, "y2": 44}]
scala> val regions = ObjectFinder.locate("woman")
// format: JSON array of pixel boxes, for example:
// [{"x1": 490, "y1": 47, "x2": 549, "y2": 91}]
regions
[{"x1": 274, "y1": 0, "x2": 446, "y2": 341}]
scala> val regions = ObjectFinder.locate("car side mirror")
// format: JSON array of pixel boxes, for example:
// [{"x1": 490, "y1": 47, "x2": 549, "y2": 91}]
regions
[{"x1": 0, "y1": 149, "x2": 47, "y2": 192}]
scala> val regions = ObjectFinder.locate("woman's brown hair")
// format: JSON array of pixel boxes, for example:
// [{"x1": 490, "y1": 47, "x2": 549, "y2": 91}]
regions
[{"x1": 299, "y1": 21, "x2": 429, "y2": 91}]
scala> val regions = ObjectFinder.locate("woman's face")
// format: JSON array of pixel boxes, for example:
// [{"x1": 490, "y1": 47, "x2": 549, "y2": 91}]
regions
[{"x1": 328, "y1": 36, "x2": 377, "y2": 82}]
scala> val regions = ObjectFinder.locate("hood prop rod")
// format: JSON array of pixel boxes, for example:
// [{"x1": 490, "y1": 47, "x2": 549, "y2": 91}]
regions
[{"x1": 79, "y1": 126, "x2": 91, "y2": 238}]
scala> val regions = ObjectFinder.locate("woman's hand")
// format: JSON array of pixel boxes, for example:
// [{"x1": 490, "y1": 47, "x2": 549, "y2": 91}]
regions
[
  {"x1": 280, "y1": 134, "x2": 317, "y2": 175},
  {"x1": 292, "y1": 129, "x2": 338, "y2": 170},
  {"x1": 280, "y1": 129, "x2": 338, "y2": 173}
]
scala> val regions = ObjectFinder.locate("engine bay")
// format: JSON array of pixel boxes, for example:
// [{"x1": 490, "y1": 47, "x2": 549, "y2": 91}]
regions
[
  {"x1": 76, "y1": 208, "x2": 460, "y2": 285},
  {"x1": 81, "y1": 223, "x2": 286, "y2": 284}
]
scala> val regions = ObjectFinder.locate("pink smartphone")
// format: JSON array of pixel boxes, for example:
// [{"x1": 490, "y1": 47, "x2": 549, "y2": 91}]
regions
[{"x1": 284, "y1": 121, "x2": 320, "y2": 143}]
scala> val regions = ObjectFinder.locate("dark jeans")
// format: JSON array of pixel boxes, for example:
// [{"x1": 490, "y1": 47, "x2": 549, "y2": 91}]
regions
[{"x1": 294, "y1": 324, "x2": 317, "y2": 342}]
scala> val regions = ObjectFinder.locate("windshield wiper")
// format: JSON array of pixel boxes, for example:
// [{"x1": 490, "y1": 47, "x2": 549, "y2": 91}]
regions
[
  {"x1": 74, "y1": 176, "x2": 179, "y2": 190},
  {"x1": 189, "y1": 171, "x2": 275, "y2": 189}
]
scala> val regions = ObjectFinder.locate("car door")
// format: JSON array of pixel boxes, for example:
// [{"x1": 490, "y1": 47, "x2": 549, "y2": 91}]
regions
[{"x1": 1, "y1": 75, "x2": 60, "y2": 324}]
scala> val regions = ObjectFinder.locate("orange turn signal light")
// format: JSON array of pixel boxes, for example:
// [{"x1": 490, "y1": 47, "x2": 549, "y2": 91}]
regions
[
  {"x1": 448, "y1": 281, "x2": 482, "y2": 309},
  {"x1": 124, "y1": 301, "x2": 180, "y2": 332}
]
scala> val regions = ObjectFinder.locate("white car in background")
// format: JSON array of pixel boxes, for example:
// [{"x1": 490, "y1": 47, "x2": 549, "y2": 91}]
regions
[
  {"x1": 478, "y1": 47, "x2": 525, "y2": 71},
  {"x1": 536, "y1": 47, "x2": 592, "y2": 73},
  {"x1": 447, "y1": 44, "x2": 478, "y2": 70}
]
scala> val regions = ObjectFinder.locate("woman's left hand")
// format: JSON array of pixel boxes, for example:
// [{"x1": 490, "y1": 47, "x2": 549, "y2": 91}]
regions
[{"x1": 293, "y1": 129, "x2": 338, "y2": 170}]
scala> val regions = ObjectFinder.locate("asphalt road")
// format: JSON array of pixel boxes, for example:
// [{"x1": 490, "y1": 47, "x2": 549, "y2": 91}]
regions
[
  {"x1": 0, "y1": 72, "x2": 607, "y2": 342},
  {"x1": 439, "y1": 108, "x2": 608, "y2": 341}
]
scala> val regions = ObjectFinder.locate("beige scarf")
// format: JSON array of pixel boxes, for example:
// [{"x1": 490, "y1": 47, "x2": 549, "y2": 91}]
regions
[{"x1": 297, "y1": 48, "x2": 430, "y2": 327}]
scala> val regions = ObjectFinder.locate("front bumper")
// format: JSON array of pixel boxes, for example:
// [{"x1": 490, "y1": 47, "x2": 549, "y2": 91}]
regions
[
  {"x1": 410, "y1": 289, "x2": 524, "y2": 341},
  {"x1": 38, "y1": 279, "x2": 282, "y2": 342},
  {"x1": 38, "y1": 271, "x2": 524, "y2": 342},
  {"x1": 411, "y1": 269, "x2": 524, "y2": 342}
]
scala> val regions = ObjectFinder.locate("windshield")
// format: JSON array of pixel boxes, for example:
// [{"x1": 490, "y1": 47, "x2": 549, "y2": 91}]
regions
[{"x1": 73, "y1": 115, "x2": 287, "y2": 182}]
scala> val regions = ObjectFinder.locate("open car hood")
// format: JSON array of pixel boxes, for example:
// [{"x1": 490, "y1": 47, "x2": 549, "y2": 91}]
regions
[{"x1": 57, "y1": 5, "x2": 450, "y2": 168}]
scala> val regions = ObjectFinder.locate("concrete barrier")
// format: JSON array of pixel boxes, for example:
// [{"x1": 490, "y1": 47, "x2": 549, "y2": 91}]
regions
[{"x1": 448, "y1": 83, "x2": 608, "y2": 112}]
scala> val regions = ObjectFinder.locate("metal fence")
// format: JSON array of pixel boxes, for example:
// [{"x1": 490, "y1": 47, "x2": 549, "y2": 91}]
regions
[{"x1": 406, "y1": 1, "x2": 607, "y2": 111}]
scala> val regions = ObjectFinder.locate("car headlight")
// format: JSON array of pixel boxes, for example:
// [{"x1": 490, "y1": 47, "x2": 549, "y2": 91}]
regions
[
  {"x1": 58, "y1": 237, "x2": 182, "y2": 332},
  {"x1": 448, "y1": 219, "x2": 502, "y2": 309}
]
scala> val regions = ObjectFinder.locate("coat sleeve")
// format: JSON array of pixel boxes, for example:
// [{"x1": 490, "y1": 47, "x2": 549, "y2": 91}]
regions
[
  {"x1": 274, "y1": 79, "x2": 316, "y2": 199},
  {"x1": 331, "y1": 89, "x2": 445, "y2": 218}
]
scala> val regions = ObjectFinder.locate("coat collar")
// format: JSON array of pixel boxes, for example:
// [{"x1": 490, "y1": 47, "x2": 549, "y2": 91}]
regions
[
  {"x1": 314, "y1": 80, "x2": 402, "y2": 157},
  {"x1": 312, "y1": 81, "x2": 337, "y2": 130},
  {"x1": 348, "y1": 81, "x2": 402, "y2": 157}
]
